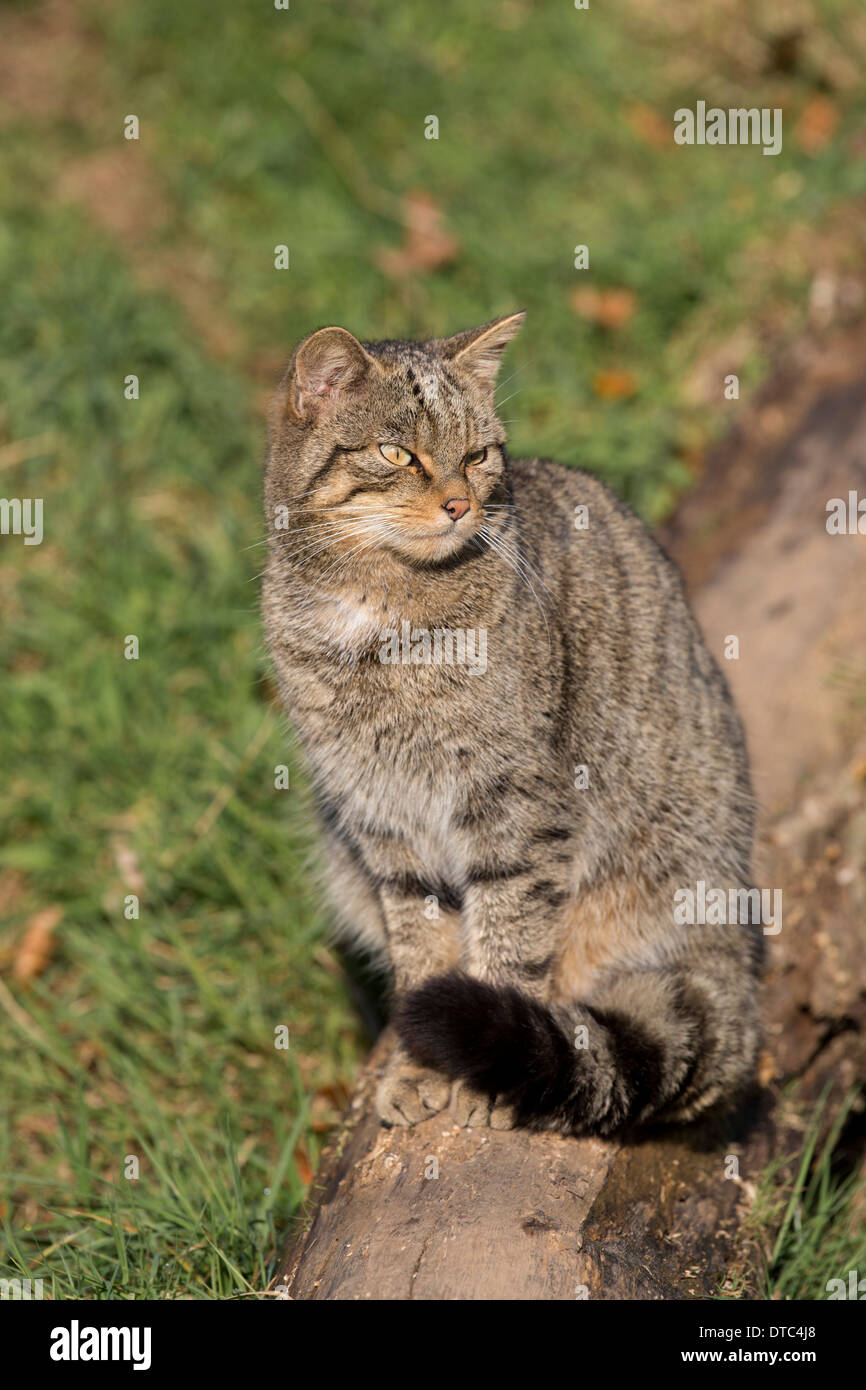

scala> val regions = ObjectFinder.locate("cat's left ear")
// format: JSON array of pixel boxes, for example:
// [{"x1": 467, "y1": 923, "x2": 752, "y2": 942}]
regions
[
  {"x1": 438, "y1": 312, "x2": 525, "y2": 392},
  {"x1": 286, "y1": 326, "x2": 379, "y2": 422}
]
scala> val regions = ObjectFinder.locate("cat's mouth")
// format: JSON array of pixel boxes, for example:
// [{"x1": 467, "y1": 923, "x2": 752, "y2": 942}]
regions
[{"x1": 388, "y1": 518, "x2": 477, "y2": 563}]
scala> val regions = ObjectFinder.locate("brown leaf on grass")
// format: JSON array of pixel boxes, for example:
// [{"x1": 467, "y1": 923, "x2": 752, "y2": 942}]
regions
[
  {"x1": 376, "y1": 190, "x2": 459, "y2": 278},
  {"x1": 76, "y1": 1039, "x2": 107, "y2": 1071},
  {"x1": 13, "y1": 905, "x2": 63, "y2": 982},
  {"x1": 593, "y1": 369, "x2": 638, "y2": 401},
  {"x1": 795, "y1": 95, "x2": 840, "y2": 154},
  {"x1": 316, "y1": 1080, "x2": 352, "y2": 1110},
  {"x1": 294, "y1": 1142, "x2": 314, "y2": 1186},
  {"x1": 626, "y1": 102, "x2": 670, "y2": 149},
  {"x1": 571, "y1": 286, "x2": 637, "y2": 329}
]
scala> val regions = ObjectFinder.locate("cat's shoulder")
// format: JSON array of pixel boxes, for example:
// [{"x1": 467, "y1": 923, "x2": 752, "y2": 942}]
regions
[
  {"x1": 509, "y1": 455, "x2": 680, "y2": 575},
  {"x1": 510, "y1": 455, "x2": 636, "y2": 517}
]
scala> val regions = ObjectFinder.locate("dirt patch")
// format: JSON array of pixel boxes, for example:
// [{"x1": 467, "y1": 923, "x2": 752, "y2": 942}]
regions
[
  {"x1": 55, "y1": 150, "x2": 170, "y2": 241},
  {"x1": 0, "y1": 0, "x2": 246, "y2": 362},
  {"x1": 0, "y1": 0, "x2": 103, "y2": 127},
  {"x1": 53, "y1": 146, "x2": 244, "y2": 359}
]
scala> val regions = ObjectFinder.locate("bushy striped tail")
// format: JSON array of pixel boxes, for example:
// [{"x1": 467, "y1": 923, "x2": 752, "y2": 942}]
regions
[{"x1": 395, "y1": 967, "x2": 757, "y2": 1136}]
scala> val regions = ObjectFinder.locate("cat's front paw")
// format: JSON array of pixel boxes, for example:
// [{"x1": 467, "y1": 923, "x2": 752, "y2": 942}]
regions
[
  {"x1": 375, "y1": 1049, "x2": 450, "y2": 1127},
  {"x1": 450, "y1": 1080, "x2": 516, "y2": 1130},
  {"x1": 450, "y1": 1079, "x2": 492, "y2": 1128},
  {"x1": 488, "y1": 1100, "x2": 516, "y2": 1130}
]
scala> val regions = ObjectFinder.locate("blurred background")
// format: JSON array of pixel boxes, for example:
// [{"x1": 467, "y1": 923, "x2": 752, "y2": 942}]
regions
[{"x1": 1, "y1": 0, "x2": 865, "y2": 1297}]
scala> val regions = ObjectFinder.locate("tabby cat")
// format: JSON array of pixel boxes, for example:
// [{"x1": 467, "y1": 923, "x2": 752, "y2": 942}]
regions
[{"x1": 262, "y1": 314, "x2": 762, "y2": 1136}]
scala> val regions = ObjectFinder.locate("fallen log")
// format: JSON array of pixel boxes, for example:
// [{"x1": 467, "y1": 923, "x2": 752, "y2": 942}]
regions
[{"x1": 276, "y1": 1030, "x2": 774, "y2": 1300}]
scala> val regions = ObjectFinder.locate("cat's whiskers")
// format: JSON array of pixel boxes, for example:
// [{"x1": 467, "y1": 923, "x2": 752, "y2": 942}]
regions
[
  {"x1": 312, "y1": 519, "x2": 395, "y2": 585},
  {"x1": 277, "y1": 519, "x2": 385, "y2": 573},
  {"x1": 315, "y1": 527, "x2": 395, "y2": 594},
  {"x1": 289, "y1": 517, "x2": 377, "y2": 544},
  {"x1": 243, "y1": 503, "x2": 384, "y2": 557},
  {"x1": 482, "y1": 502, "x2": 550, "y2": 591},
  {"x1": 493, "y1": 358, "x2": 532, "y2": 403},
  {"x1": 494, "y1": 525, "x2": 551, "y2": 598},
  {"x1": 289, "y1": 522, "x2": 387, "y2": 568},
  {"x1": 285, "y1": 510, "x2": 396, "y2": 557},
  {"x1": 477, "y1": 522, "x2": 552, "y2": 650}
]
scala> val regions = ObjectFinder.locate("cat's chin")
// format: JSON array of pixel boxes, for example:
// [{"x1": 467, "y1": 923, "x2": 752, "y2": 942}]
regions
[{"x1": 388, "y1": 527, "x2": 476, "y2": 566}]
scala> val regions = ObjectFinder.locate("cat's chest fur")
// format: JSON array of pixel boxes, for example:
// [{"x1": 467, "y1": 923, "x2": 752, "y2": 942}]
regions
[
  {"x1": 301, "y1": 589, "x2": 385, "y2": 651},
  {"x1": 276, "y1": 584, "x2": 508, "y2": 874},
  {"x1": 305, "y1": 679, "x2": 468, "y2": 883}
]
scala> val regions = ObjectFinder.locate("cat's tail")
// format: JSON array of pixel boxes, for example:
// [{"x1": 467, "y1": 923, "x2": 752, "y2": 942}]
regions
[{"x1": 394, "y1": 964, "x2": 759, "y2": 1136}]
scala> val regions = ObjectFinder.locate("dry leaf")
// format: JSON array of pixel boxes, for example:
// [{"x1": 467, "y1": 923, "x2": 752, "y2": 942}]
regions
[
  {"x1": 571, "y1": 286, "x2": 637, "y2": 329},
  {"x1": 13, "y1": 905, "x2": 63, "y2": 982},
  {"x1": 757, "y1": 1051, "x2": 779, "y2": 1087},
  {"x1": 593, "y1": 369, "x2": 637, "y2": 400},
  {"x1": 76, "y1": 1039, "x2": 107, "y2": 1070},
  {"x1": 795, "y1": 95, "x2": 839, "y2": 154},
  {"x1": 316, "y1": 1080, "x2": 351, "y2": 1110},
  {"x1": 294, "y1": 1142, "x2": 314, "y2": 1186},
  {"x1": 376, "y1": 190, "x2": 459, "y2": 278}
]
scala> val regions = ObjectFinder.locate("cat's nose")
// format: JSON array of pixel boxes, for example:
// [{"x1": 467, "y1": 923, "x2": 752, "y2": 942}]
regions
[{"x1": 442, "y1": 497, "x2": 470, "y2": 521}]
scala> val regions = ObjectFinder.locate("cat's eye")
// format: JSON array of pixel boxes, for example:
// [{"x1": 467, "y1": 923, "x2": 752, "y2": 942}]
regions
[
  {"x1": 465, "y1": 448, "x2": 488, "y2": 466},
  {"x1": 379, "y1": 443, "x2": 414, "y2": 467}
]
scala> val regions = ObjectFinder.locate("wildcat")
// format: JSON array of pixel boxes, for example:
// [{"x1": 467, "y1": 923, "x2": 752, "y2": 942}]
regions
[{"x1": 262, "y1": 313, "x2": 762, "y2": 1136}]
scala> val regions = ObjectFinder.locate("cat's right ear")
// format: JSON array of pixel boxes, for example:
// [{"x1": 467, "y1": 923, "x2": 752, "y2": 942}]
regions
[
  {"x1": 438, "y1": 312, "x2": 526, "y2": 393},
  {"x1": 286, "y1": 327, "x2": 378, "y2": 422}
]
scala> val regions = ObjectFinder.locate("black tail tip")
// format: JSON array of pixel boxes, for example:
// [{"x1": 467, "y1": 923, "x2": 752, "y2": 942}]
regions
[
  {"x1": 394, "y1": 970, "x2": 499, "y2": 1081},
  {"x1": 394, "y1": 969, "x2": 569, "y2": 1104}
]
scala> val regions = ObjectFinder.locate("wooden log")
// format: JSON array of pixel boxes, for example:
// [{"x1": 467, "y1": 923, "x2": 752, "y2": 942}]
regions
[{"x1": 277, "y1": 1031, "x2": 774, "y2": 1300}]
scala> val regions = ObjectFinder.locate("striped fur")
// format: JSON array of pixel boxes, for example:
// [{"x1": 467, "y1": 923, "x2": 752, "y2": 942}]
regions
[{"x1": 262, "y1": 315, "x2": 762, "y2": 1136}]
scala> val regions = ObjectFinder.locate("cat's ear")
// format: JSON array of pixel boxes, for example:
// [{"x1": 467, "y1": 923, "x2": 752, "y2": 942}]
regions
[
  {"x1": 287, "y1": 326, "x2": 378, "y2": 421},
  {"x1": 438, "y1": 312, "x2": 525, "y2": 392}
]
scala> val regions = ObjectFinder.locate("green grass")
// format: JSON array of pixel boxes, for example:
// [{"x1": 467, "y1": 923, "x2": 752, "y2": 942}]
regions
[
  {"x1": 1, "y1": 0, "x2": 865, "y2": 1297},
  {"x1": 730, "y1": 1091, "x2": 866, "y2": 1301},
  {"x1": 0, "y1": 190, "x2": 362, "y2": 1297}
]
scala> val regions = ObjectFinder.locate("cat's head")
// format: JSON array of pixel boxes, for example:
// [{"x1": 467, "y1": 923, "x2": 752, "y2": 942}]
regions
[{"x1": 266, "y1": 313, "x2": 524, "y2": 567}]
